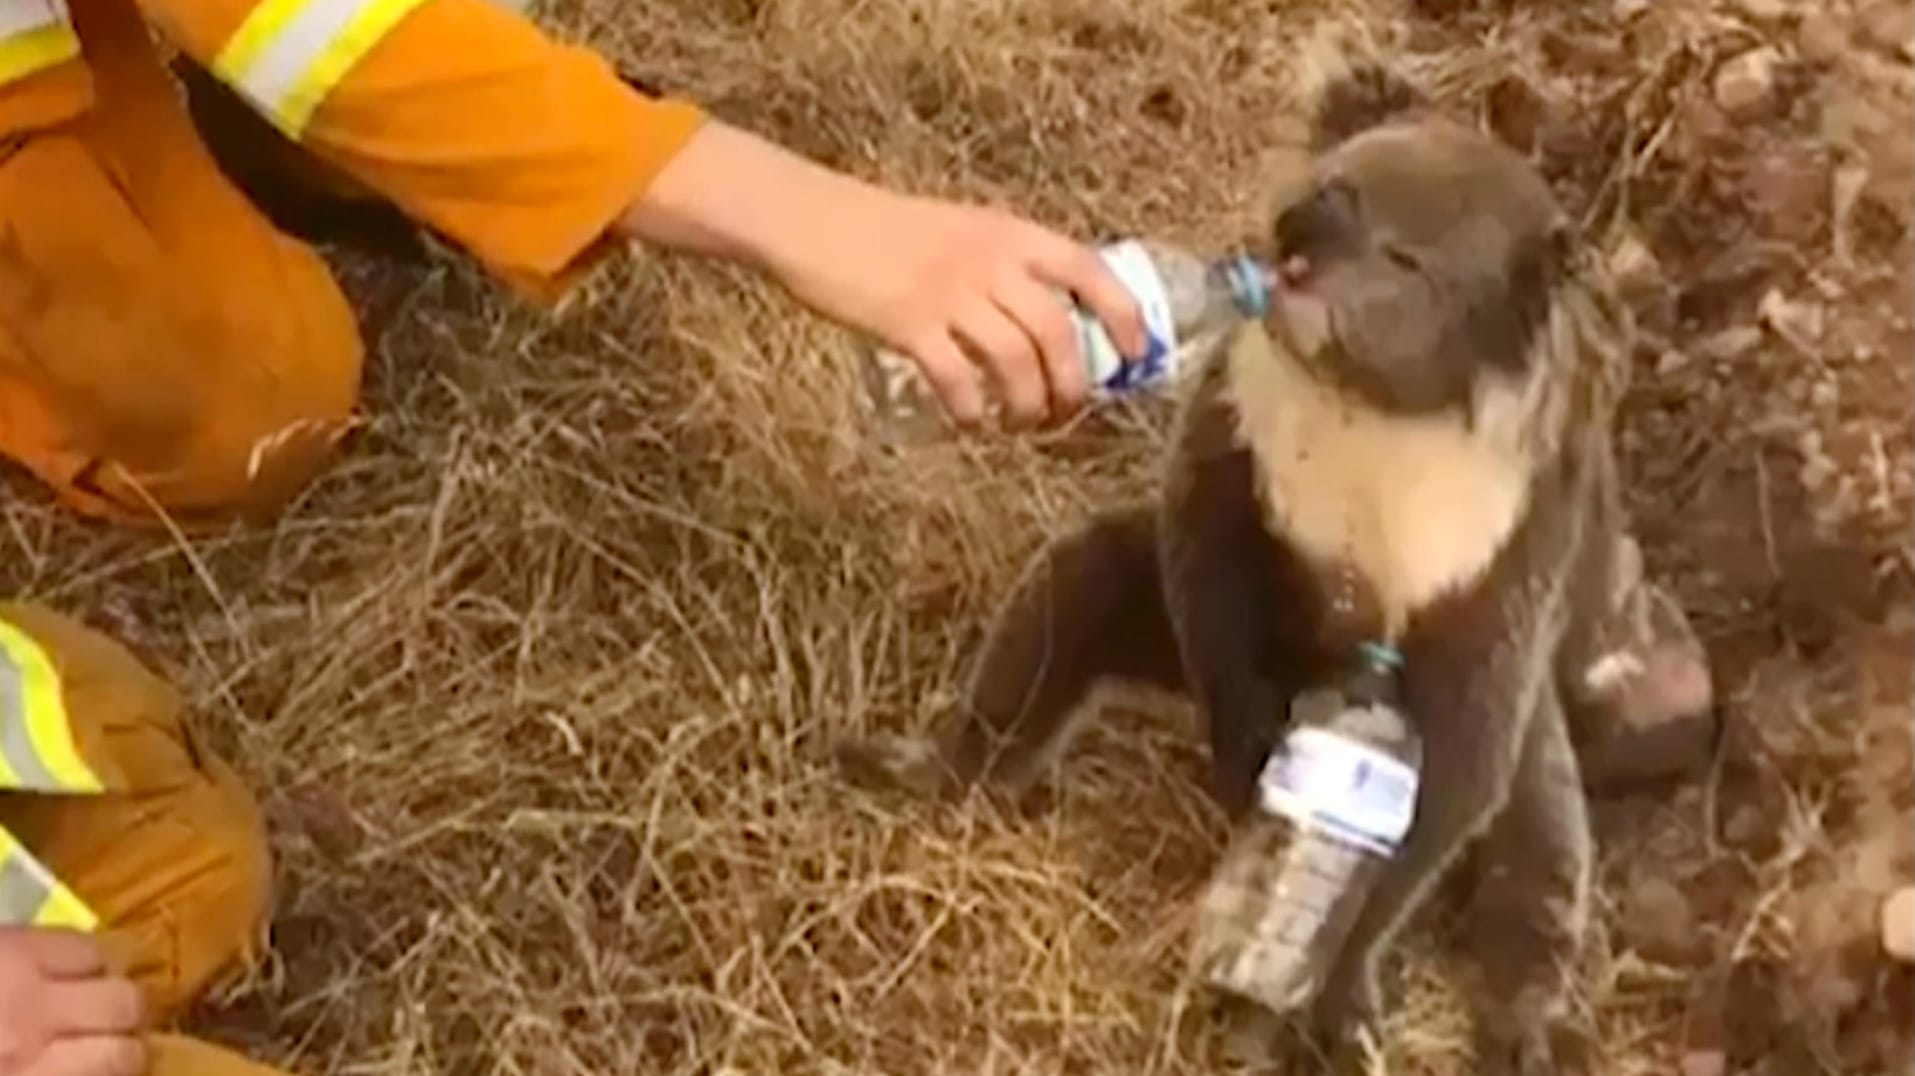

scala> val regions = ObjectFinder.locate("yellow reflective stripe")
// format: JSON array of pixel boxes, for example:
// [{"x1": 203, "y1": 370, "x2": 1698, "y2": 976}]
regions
[
  {"x1": 0, "y1": 825, "x2": 97, "y2": 931},
  {"x1": 211, "y1": 0, "x2": 429, "y2": 139},
  {"x1": 0, "y1": 618, "x2": 102, "y2": 795},
  {"x1": 212, "y1": 0, "x2": 306, "y2": 89},
  {"x1": 34, "y1": 882, "x2": 97, "y2": 931},
  {"x1": 0, "y1": 5, "x2": 79, "y2": 85}
]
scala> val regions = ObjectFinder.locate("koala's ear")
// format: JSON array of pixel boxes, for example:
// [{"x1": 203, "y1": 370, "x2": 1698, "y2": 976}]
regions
[{"x1": 1309, "y1": 62, "x2": 1428, "y2": 151}]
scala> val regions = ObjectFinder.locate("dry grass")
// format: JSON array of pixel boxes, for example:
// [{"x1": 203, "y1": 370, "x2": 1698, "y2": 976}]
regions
[{"x1": 2, "y1": 0, "x2": 1910, "y2": 1073}]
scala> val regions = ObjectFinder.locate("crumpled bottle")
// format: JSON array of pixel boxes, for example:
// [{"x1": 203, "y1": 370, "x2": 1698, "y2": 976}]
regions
[
  {"x1": 860, "y1": 238, "x2": 1274, "y2": 444},
  {"x1": 1190, "y1": 643, "x2": 1423, "y2": 1017}
]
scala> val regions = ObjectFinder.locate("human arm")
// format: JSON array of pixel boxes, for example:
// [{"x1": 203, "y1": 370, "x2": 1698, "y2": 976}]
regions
[
  {"x1": 143, "y1": 0, "x2": 1142, "y2": 429},
  {"x1": 0, "y1": 928, "x2": 145, "y2": 1076},
  {"x1": 615, "y1": 120, "x2": 1147, "y2": 427}
]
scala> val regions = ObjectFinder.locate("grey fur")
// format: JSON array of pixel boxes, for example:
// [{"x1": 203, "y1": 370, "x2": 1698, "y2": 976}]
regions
[{"x1": 833, "y1": 63, "x2": 1716, "y2": 1076}]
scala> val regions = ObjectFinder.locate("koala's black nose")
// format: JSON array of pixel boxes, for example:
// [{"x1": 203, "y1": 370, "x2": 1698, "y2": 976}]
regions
[{"x1": 1274, "y1": 179, "x2": 1360, "y2": 260}]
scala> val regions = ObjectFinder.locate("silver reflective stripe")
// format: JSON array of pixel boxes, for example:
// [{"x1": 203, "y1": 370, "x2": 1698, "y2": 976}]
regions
[
  {"x1": 0, "y1": 0, "x2": 66, "y2": 38},
  {"x1": 0, "y1": 648, "x2": 57, "y2": 791},
  {"x1": 0, "y1": 847, "x2": 49, "y2": 926},
  {"x1": 231, "y1": 0, "x2": 377, "y2": 123}
]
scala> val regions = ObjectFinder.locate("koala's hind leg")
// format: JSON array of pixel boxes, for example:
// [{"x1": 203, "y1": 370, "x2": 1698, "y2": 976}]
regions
[
  {"x1": 1464, "y1": 690, "x2": 1594, "y2": 1076},
  {"x1": 1561, "y1": 531, "x2": 1721, "y2": 795},
  {"x1": 833, "y1": 503, "x2": 1183, "y2": 802}
]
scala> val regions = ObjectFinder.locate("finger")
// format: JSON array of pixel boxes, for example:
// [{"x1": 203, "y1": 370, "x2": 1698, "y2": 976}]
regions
[
  {"x1": 1025, "y1": 237, "x2": 1146, "y2": 360},
  {"x1": 902, "y1": 329, "x2": 987, "y2": 429},
  {"x1": 28, "y1": 1035, "x2": 146, "y2": 1076},
  {"x1": 991, "y1": 272, "x2": 1088, "y2": 420},
  {"x1": 46, "y1": 977, "x2": 145, "y2": 1035},
  {"x1": 21, "y1": 931, "x2": 107, "y2": 980},
  {"x1": 951, "y1": 300, "x2": 1046, "y2": 428}
]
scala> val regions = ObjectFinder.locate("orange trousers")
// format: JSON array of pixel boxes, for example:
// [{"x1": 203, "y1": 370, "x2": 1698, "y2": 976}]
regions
[
  {"x1": 0, "y1": 0, "x2": 365, "y2": 527},
  {"x1": 0, "y1": 0, "x2": 702, "y2": 528},
  {"x1": 0, "y1": 602, "x2": 282, "y2": 1074}
]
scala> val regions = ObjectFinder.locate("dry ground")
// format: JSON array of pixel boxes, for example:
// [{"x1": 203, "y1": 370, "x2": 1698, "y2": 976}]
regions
[{"x1": 2, "y1": 0, "x2": 1911, "y2": 1073}]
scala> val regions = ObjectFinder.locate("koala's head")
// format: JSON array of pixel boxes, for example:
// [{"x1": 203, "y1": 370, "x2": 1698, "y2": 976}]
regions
[{"x1": 1261, "y1": 65, "x2": 1578, "y2": 416}]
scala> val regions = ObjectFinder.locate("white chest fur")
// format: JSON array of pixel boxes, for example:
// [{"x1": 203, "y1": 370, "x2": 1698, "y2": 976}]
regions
[{"x1": 1221, "y1": 326, "x2": 1538, "y2": 639}]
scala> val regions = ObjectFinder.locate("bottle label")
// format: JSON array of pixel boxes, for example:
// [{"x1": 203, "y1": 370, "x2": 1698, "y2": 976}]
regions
[
  {"x1": 1084, "y1": 239, "x2": 1177, "y2": 396},
  {"x1": 1257, "y1": 722, "x2": 1419, "y2": 857}
]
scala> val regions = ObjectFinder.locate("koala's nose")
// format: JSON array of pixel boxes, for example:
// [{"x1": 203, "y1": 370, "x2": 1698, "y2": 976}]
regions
[{"x1": 1274, "y1": 179, "x2": 1360, "y2": 261}]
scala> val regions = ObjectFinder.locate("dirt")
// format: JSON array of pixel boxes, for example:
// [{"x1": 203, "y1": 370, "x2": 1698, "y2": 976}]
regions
[{"x1": 1, "y1": 0, "x2": 1909, "y2": 1073}]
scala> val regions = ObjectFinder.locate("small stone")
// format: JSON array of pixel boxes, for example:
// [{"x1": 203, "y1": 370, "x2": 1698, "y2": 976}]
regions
[
  {"x1": 1733, "y1": 0, "x2": 1787, "y2": 21},
  {"x1": 1811, "y1": 380, "x2": 1840, "y2": 410},
  {"x1": 1859, "y1": 0, "x2": 1915, "y2": 60},
  {"x1": 1615, "y1": 0, "x2": 1651, "y2": 17},
  {"x1": 1698, "y1": 325, "x2": 1765, "y2": 362},
  {"x1": 1799, "y1": 10, "x2": 1852, "y2": 64},
  {"x1": 1760, "y1": 288, "x2": 1825, "y2": 349},
  {"x1": 1882, "y1": 886, "x2": 1915, "y2": 962},
  {"x1": 1802, "y1": 454, "x2": 1840, "y2": 492},
  {"x1": 1623, "y1": 876, "x2": 1700, "y2": 962},
  {"x1": 1607, "y1": 231, "x2": 1664, "y2": 296},
  {"x1": 1724, "y1": 804, "x2": 1767, "y2": 845},
  {"x1": 1657, "y1": 349, "x2": 1693, "y2": 376},
  {"x1": 1715, "y1": 47, "x2": 1782, "y2": 119},
  {"x1": 1682, "y1": 1049, "x2": 1729, "y2": 1076}
]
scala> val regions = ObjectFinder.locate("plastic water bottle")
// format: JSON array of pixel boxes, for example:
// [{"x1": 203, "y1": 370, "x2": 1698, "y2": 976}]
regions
[
  {"x1": 1190, "y1": 643, "x2": 1423, "y2": 1016},
  {"x1": 860, "y1": 238, "x2": 1275, "y2": 443}
]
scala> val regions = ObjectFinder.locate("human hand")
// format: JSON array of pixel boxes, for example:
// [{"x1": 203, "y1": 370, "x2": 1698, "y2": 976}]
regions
[
  {"x1": 0, "y1": 928, "x2": 146, "y2": 1076},
  {"x1": 620, "y1": 122, "x2": 1148, "y2": 429}
]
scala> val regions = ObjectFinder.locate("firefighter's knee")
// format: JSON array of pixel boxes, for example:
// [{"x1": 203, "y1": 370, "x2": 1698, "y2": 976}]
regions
[
  {"x1": 0, "y1": 119, "x2": 366, "y2": 527},
  {"x1": 0, "y1": 602, "x2": 276, "y2": 1017}
]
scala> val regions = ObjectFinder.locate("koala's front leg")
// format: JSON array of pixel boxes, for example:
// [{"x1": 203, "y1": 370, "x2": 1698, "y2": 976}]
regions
[
  {"x1": 1307, "y1": 636, "x2": 1540, "y2": 1062},
  {"x1": 1463, "y1": 689, "x2": 1593, "y2": 1076}
]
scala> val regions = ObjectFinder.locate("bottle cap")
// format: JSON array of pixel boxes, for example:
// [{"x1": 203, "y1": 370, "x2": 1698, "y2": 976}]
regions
[{"x1": 1222, "y1": 254, "x2": 1275, "y2": 320}]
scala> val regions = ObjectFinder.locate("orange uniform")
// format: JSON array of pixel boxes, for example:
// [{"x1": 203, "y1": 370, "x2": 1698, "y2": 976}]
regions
[
  {"x1": 1, "y1": 0, "x2": 705, "y2": 1069},
  {"x1": 0, "y1": 0, "x2": 706, "y2": 526}
]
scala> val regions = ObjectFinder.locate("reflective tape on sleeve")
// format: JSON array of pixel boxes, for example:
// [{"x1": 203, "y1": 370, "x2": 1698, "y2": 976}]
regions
[
  {"x1": 0, "y1": 618, "x2": 102, "y2": 794},
  {"x1": 212, "y1": 0, "x2": 430, "y2": 138},
  {"x1": 0, "y1": 0, "x2": 79, "y2": 85},
  {"x1": 0, "y1": 826, "x2": 97, "y2": 931}
]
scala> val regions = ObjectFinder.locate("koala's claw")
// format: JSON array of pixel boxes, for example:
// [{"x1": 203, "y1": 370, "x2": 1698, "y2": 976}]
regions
[{"x1": 1305, "y1": 971, "x2": 1383, "y2": 1072}]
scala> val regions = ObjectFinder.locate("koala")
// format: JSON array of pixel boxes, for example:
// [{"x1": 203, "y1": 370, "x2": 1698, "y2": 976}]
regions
[{"x1": 837, "y1": 62, "x2": 1719, "y2": 1076}]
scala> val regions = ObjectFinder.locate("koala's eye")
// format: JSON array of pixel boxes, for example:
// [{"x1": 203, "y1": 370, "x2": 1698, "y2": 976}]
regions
[{"x1": 1383, "y1": 245, "x2": 1422, "y2": 272}]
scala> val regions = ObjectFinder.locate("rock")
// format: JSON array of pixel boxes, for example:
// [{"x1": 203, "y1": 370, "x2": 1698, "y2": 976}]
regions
[
  {"x1": 1759, "y1": 287, "x2": 1825, "y2": 350},
  {"x1": 1715, "y1": 46, "x2": 1782, "y2": 119},
  {"x1": 1799, "y1": 10, "x2": 1852, "y2": 64},
  {"x1": 1607, "y1": 230, "x2": 1664, "y2": 296},
  {"x1": 1859, "y1": 0, "x2": 1915, "y2": 60},
  {"x1": 1883, "y1": 886, "x2": 1915, "y2": 962},
  {"x1": 1698, "y1": 325, "x2": 1765, "y2": 362},
  {"x1": 1733, "y1": 0, "x2": 1787, "y2": 21},
  {"x1": 1682, "y1": 1049, "x2": 1729, "y2": 1076},
  {"x1": 1623, "y1": 875, "x2": 1702, "y2": 963},
  {"x1": 1615, "y1": 0, "x2": 1651, "y2": 18},
  {"x1": 1657, "y1": 349, "x2": 1693, "y2": 376},
  {"x1": 1724, "y1": 804, "x2": 1767, "y2": 846}
]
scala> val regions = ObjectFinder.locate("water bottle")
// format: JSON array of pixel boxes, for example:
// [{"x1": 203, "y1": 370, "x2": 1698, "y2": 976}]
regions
[
  {"x1": 1190, "y1": 643, "x2": 1423, "y2": 1016},
  {"x1": 860, "y1": 238, "x2": 1275, "y2": 443}
]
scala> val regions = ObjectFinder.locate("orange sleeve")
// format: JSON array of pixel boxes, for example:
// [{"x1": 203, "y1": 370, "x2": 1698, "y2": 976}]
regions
[{"x1": 139, "y1": 0, "x2": 707, "y2": 301}]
